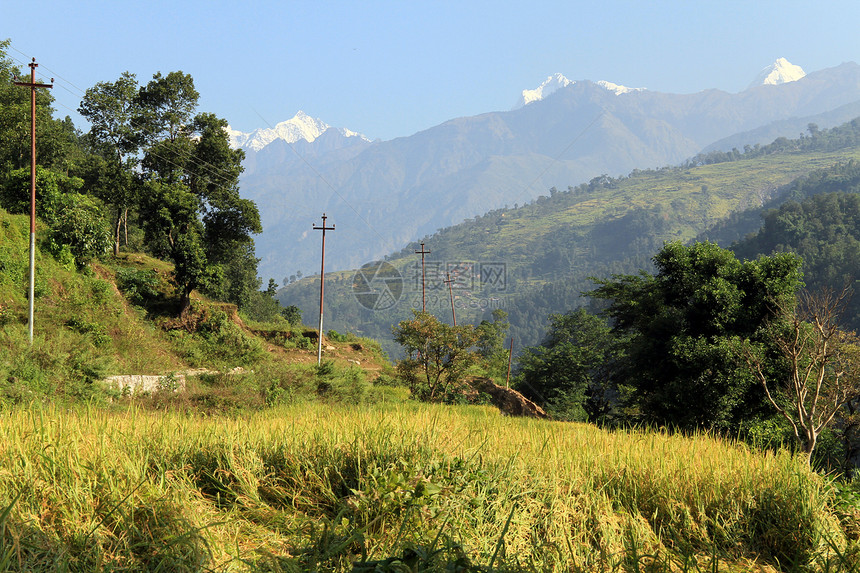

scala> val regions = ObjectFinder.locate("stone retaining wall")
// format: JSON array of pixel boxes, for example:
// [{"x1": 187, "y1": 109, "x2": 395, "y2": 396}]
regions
[{"x1": 102, "y1": 368, "x2": 219, "y2": 395}]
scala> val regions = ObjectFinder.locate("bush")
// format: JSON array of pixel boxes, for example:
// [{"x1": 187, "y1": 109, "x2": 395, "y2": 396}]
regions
[
  {"x1": 115, "y1": 267, "x2": 162, "y2": 306},
  {"x1": 327, "y1": 329, "x2": 350, "y2": 342},
  {"x1": 45, "y1": 194, "x2": 112, "y2": 268},
  {"x1": 281, "y1": 304, "x2": 302, "y2": 325},
  {"x1": 242, "y1": 289, "x2": 282, "y2": 323},
  {"x1": 0, "y1": 167, "x2": 82, "y2": 219},
  {"x1": 167, "y1": 303, "x2": 265, "y2": 368}
]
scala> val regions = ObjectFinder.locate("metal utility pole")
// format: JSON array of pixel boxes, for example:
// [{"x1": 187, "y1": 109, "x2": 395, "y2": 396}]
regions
[
  {"x1": 414, "y1": 241, "x2": 430, "y2": 312},
  {"x1": 313, "y1": 213, "x2": 335, "y2": 365},
  {"x1": 13, "y1": 59, "x2": 52, "y2": 345},
  {"x1": 444, "y1": 272, "x2": 457, "y2": 326}
]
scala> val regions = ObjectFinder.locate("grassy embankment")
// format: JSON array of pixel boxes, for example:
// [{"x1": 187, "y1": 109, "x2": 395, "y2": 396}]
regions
[
  {"x1": 0, "y1": 205, "x2": 396, "y2": 411},
  {"x1": 0, "y1": 402, "x2": 858, "y2": 572}
]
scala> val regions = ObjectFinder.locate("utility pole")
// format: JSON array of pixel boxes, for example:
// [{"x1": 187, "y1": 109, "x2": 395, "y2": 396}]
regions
[
  {"x1": 444, "y1": 272, "x2": 457, "y2": 327},
  {"x1": 414, "y1": 241, "x2": 430, "y2": 312},
  {"x1": 13, "y1": 59, "x2": 52, "y2": 345},
  {"x1": 505, "y1": 338, "x2": 514, "y2": 388},
  {"x1": 313, "y1": 213, "x2": 335, "y2": 365}
]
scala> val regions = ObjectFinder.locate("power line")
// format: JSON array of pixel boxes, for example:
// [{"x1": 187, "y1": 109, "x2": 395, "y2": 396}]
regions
[{"x1": 7, "y1": 43, "x2": 246, "y2": 190}]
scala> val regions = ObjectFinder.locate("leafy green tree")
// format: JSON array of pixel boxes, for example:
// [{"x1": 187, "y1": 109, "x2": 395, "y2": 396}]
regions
[
  {"x1": 129, "y1": 71, "x2": 261, "y2": 314},
  {"x1": 191, "y1": 112, "x2": 261, "y2": 307},
  {"x1": 137, "y1": 71, "x2": 199, "y2": 144},
  {"x1": 475, "y1": 309, "x2": 510, "y2": 379},
  {"x1": 140, "y1": 179, "x2": 218, "y2": 311},
  {"x1": 281, "y1": 305, "x2": 303, "y2": 326},
  {"x1": 142, "y1": 181, "x2": 221, "y2": 312},
  {"x1": 78, "y1": 71, "x2": 143, "y2": 255},
  {"x1": 393, "y1": 310, "x2": 481, "y2": 402},
  {"x1": 515, "y1": 308, "x2": 623, "y2": 422},
  {"x1": 588, "y1": 241, "x2": 803, "y2": 430},
  {"x1": 46, "y1": 193, "x2": 113, "y2": 268}
]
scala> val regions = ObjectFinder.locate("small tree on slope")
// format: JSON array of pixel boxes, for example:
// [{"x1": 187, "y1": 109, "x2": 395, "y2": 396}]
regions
[{"x1": 743, "y1": 287, "x2": 860, "y2": 465}]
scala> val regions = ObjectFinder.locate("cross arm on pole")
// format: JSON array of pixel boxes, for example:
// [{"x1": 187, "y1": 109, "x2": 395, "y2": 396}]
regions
[{"x1": 313, "y1": 212, "x2": 335, "y2": 232}]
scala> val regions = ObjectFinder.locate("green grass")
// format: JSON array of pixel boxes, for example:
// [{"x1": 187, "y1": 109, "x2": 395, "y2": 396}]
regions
[
  {"x1": 0, "y1": 402, "x2": 855, "y2": 571},
  {"x1": 0, "y1": 212, "x2": 397, "y2": 414}
]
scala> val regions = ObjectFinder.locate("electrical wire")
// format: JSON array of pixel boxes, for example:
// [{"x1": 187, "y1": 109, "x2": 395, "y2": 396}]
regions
[{"x1": 7, "y1": 45, "x2": 244, "y2": 191}]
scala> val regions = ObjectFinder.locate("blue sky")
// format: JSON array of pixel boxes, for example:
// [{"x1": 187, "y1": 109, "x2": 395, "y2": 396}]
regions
[{"x1": 4, "y1": 0, "x2": 859, "y2": 141}]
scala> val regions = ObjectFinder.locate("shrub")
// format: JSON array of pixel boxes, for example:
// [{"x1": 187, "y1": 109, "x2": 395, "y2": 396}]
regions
[
  {"x1": 115, "y1": 267, "x2": 162, "y2": 306},
  {"x1": 281, "y1": 304, "x2": 302, "y2": 325},
  {"x1": 327, "y1": 329, "x2": 350, "y2": 342},
  {"x1": 45, "y1": 193, "x2": 112, "y2": 268}
]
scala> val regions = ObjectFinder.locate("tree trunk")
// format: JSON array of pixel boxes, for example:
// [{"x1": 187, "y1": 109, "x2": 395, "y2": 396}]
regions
[
  {"x1": 113, "y1": 211, "x2": 122, "y2": 257},
  {"x1": 803, "y1": 430, "x2": 817, "y2": 467},
  {"x1": 179, "y1": 287, "x2": 192, "y2": 318}
]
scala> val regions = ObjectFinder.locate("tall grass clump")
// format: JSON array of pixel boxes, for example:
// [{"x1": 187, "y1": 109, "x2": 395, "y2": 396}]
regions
[{"x1": 0, "y1": 402, "x2": 856, "y2": 571}]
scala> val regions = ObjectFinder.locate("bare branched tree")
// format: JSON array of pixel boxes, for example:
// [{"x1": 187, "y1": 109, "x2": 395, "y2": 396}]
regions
[{"x1": 744, "y1": 287, "x2": 860, "y2": 465}]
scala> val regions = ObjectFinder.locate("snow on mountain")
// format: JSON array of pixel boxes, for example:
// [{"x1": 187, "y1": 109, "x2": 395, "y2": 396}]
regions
[
  {"x1": 747, "y1": 58, "x2": 806, "y2": 89},
  {"x1": 227, "y1": 111, "x2": 369, "y2": 151},
  {"x1": 514, "y1": 73, "x2": 574, "y2": 108},
  {"x1": 596, "y1": 80, "x2": 646, "y2": 95},
  {"x1": 514, "y1": 74, "x2": 647, "y2": 108}
]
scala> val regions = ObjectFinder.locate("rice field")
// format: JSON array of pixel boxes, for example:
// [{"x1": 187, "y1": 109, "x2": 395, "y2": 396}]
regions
[{"x1": 0, "y1": 401, "x2": 855, "y2": 572}]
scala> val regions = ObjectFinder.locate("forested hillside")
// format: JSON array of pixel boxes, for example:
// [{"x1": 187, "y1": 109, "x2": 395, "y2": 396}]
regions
[
  {"x1": 278, "y1": 119, "x2": 860, "y2": 354},
  {"x1": 730, "y1": 160, "x2": 860, "y2": 329}
]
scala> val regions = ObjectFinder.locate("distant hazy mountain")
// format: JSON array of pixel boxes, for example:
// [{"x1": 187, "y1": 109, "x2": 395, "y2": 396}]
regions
[
  {"x1": 236, "y1": 59, "x2": 860, "y2": 283},
  {"x1": 511, "y1": 73, "x2": 646, "y2": 109}
]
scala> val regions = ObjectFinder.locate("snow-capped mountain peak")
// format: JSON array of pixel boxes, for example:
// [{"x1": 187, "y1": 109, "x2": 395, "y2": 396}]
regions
[
  {"x1": 748, "y1": 58, "x2": 806, "y2": 89},
  {"x1": 227, "y1": 111, "x2": 368, "y2": 151},
  {"x1": 514, "y1": 73, "x2": 574, "y2": 108},
  {"x1": 514, "y1": 73, "x2": 646, "y2": 108}
]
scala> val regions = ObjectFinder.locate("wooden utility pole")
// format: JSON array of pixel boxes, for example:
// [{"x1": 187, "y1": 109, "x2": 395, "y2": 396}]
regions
[
  {"x1": 313, "y1": 213, "x2": 335, "y2": 365},
  {"x1": 444, "y1": 272, "x2": 457, "y2": 326},
  {"x1": 414, "y1": 241, "x2": 430, "y2": 312},
  {"x1": 13, "y1": 59, "x2": 52, "y2": 345}
]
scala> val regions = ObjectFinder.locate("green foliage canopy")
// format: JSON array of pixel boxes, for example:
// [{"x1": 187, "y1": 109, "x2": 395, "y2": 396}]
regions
[
  {"x1": 393, "y1": 311, "x2": 481, "y2": 402},
  {"x1": 515, "y1": 308, "x2": 624, "y2": 422},
  {"x1": 588, "y1": 241, "x2": 804, "y2": 430}
]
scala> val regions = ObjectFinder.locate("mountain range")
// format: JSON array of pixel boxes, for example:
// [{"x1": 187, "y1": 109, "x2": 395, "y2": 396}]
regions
[{"x1": 231, "y1": 59, "x2": 860, "y2": 284}]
